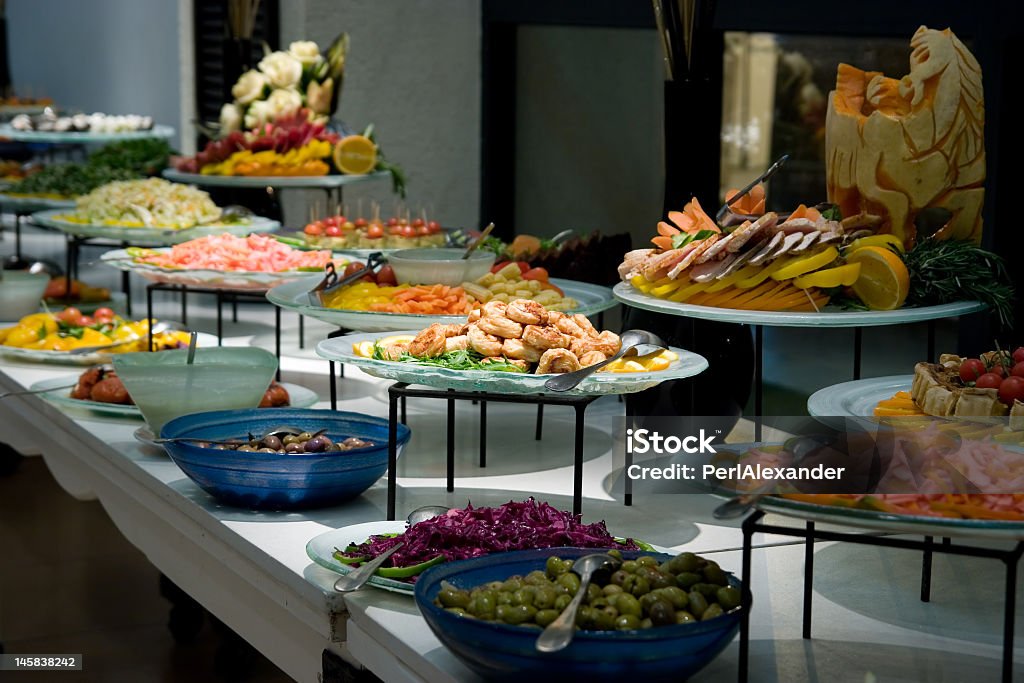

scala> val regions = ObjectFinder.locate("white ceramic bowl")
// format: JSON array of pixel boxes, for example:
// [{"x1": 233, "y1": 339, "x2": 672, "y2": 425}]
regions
[
  {"x1": 0, "y1": 271, "x2": 48, "y2": 320},
  {"x1": 387, "y1": 248, "x2": 495, "y2": 286}
]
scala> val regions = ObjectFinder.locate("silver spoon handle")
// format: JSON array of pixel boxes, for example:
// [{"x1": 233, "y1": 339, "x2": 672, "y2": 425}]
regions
[
  {"x1": 0, "y1": 382, "x2": 78, "y2": 399},
  {"x1": 334, "y1": 542, "x2": 404, "y2": 593},
  {"x1": 535, "y1": 574, "x2": 592, "y2": 652},
  {"x1": 544, "y1": 346, "x2": 630, "y2": 393}
]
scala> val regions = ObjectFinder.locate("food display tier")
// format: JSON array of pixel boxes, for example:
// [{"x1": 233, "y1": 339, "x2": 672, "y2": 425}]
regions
[
  {"x1": 33, "y1": 209, "x2": 280, "y2": 245},
  {"x1": 0, "y1": 123, "x2": 175, "y2": 143},
  {"x1": 267, "y1": 276, "x2": 618, "y2": 333},
  {"x1": 162, "y1": 168, "x2": 391, "y2": 189},
  {"x1": 316, "y1": 330, "x2": 707, "y2": 396},
  {"x1": 613, "y1": 282, "x2": 986, "y2": 328},
  {"x1": 0, "y1": 331, "x2": 220, "y2": 365},
  {"x1": 0, "y1": 193, "x2": 76, "y2": 212}
]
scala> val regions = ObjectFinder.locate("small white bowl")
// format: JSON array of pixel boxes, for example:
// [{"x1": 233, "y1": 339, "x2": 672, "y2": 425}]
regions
[
  {"x1": 0, "y1": 271, "x2": 48, "y2": 320},
  {"x1": 388, "y1": 248, "x2": 496, "y2": 286}
]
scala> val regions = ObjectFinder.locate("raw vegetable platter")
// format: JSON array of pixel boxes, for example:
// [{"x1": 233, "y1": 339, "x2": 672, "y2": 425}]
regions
[
  {"x1": 267, "y1": 275, "x2": 618, "y2": 333},
  {"x1": 162, "y1": 168, "x2": 390, "y2": 189},
  {"x1": 316, "y1": 330, "x2": 707, "y2": 395},
  {"x1": 100, "y1": 248, "x2": 343, "y2": 291},
  {"x1": 613, "y1": 282, "x2": 986, "y2": 328},
  {"x1": 33, "y1": 209, "x2": 280, "y2": 245},
  {"x1": 27, "y1": 376, "x2": 319, "y2": 417},
  {"x1": 0, "y1": 331, "x2": 219, "y2": 365}
]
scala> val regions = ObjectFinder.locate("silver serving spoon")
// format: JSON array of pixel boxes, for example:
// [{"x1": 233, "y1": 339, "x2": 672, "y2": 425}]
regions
[
  {"x1": 462, "y1": 222, "x2": 495, "y2": 259},
  {"x1": 543, "y1": 329, "x2": 667, "y2": 392},
  {"x1": 68, "y1": 321, "x2": 189, "y2": 355},
  {"x1": 535, "y1": 553, "x2": 622, "y2": 652},
  {"x1": 333, "y1": 505, "x2": 452, "y2": 593}
]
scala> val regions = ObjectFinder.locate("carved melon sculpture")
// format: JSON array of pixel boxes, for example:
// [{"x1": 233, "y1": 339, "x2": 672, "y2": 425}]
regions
[{"x1": 826, "y1": 26, "x2": 984, "y2": 246}]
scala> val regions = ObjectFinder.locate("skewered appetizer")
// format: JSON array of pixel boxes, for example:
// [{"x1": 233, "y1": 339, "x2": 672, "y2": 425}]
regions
[
  {"x1": 0, "y1": 308, "x2": 189, "y2": 352},
  {"x1": 302, "y1": 213, "x2": 445, "y2": 249},
  {"x1": 363, "y1": 300, "x2": 675, "y2": 374}
]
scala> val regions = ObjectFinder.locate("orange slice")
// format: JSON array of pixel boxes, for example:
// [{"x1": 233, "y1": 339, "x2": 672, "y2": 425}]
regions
[
  {"x1": 845, "y1": 245, "x2": 910, "y2": 310},
  {"x1": 333, "y1": 135, "x2": 378, "y2": 175}
]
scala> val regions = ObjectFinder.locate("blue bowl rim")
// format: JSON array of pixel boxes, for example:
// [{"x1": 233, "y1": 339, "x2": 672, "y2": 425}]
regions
[
  {"x1": 160, "y1": 407, "x2": 412, "y2": 453},
  {"x1": 414, "y1": 547, "x2": 745, "y2": 643}
]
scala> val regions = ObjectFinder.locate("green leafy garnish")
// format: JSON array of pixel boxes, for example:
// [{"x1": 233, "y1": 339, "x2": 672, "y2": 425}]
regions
[
  {"x1": 372, "y1": 343, "x2": 526, "y2": 373},
  {"x1": 820, "y1": 204, "x2": 843, "y2": 222},
  {"x1": 670, "y1": 229, "x2": 717, "y2": 250}
]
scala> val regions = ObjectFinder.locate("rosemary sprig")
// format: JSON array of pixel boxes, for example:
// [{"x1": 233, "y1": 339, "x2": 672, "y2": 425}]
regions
[{"x1": 901, "y1": 238, "x2": 1015, "y2": 328}]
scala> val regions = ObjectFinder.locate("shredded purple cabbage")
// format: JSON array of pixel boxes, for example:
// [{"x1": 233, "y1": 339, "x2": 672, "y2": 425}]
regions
[{"x1": 339, "y1": 498, "x2": 639, "y2": 570}]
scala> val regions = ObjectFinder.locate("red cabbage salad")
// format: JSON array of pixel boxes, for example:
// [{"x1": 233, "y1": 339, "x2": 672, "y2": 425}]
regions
[{"x1": 334, "y1": 498, "x2": 643, "y2": 575}]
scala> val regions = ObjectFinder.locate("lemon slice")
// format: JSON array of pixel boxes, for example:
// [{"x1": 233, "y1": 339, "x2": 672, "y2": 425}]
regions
[
  {"x1": 847, "y1": 234, "x2": 905, "y2": 253},
  {"x1": 333, "y1": 135, "x2": 378, "y2": 175}
]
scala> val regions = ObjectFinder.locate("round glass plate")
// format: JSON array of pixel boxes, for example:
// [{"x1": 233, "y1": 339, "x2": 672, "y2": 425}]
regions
[
  {"x1": 267, "y1": 275, "x2": 619, "y2": 333},
  {"x1": 162, "y1": 168, "x2": 390, "y2": 189},
  {"x1": 0, "y1": 123, "x2": 175, "y2": 143},
  {"x1": 100, "y1": 248, "x2": 343, "y2": 291},
  {"x1": 0, "y1": 331, "x2": 219, "y2": 365},
  {"x1": 33, "y1": 209, "x2": 279, "y2": 245},
  {"x1": 613, "y1": 282, "x2": 986, "y2": 328},
  {"x1": 43, "y1": 292, "x2": 129, "y2": 316},
  {"x1": 757, "y1": 495, "x2": 1024, "y2": 540},
  {"x1": 0, "y1": 193, "x2": 76, "y2": 211},
  {"x1": 316, "y1": 330, "x2": 707, "y2": 396},
  {"x1": 807, "y1": 375, "x2": 912, "y2": 427},
  {"x1": 28, "y1": 376, "x2": 319, "y2": 416}
]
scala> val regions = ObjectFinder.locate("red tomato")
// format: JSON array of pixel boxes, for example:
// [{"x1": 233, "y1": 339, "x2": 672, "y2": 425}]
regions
[
  {"x1": 427, "y1": 220, "x2": 441, "y2": 234},
  {"x1": 959, "y1": 358, "x2": 986, "y2": 383},
  {"x1": 989, "y1": 363, "x2": 1007, "y2": 378},
  {"x1": 491, "y1": 261, "x2": 509, "y2": 273},
  {"x1": 1014, "y1": 347, "x2": 1024, "y2": 364},
  {"x1": 366, "y1": 224, "x2": 384, "y2": 239},
  {"x1": 388, "y1": 217, "x2": 399, "y2": 227},
  {"x1": 325, "y1": 225, "x2": 342, "y2": 237},
  {"x1": 56, "y1": 307, "x2": 82, "y2": 323},
  {"x1": 516, "y1": 262, "x2": 530, "y2": 274},
  {"x1": 412, "y1": 218, "x2": 425, "y2": 228},
  {"x1": 304, "y1": 223, "x2": 324, "y2": 236},
  {"x1": 1013, "y1": 362, "x2": 1024, "y2": 378},
  {"x1": 522, "y1": 267, "x2": 549, "y2": 281},
  {"x1": 354, "y1": 218, "x2": 368, "y2": 228},
  {"x1": 343, "y1": 262, "x2": 368, "y2": 278},
  {"x1": 93, "y1": 307, "x2": 115, "y2": 320},
  {"x1": 75, "y1": 315, "x2": 94, "y2": 327},
  {"x1": 401, "y1": 225, "x2": 417, "y2": 238},
  {"x1": 999, "y1": 376, "x2": 1024, "y2": 406},
  {"x1": 376, "y1": 265, "x2": 397, "y2": 286},
  {"x1": 416, "y1": 224, "x2": 431, "y2": 236},
  {"x1": 336, "y1": 215, "x2": 347, "y2": 224},
  {"x1": 976, "y1": 372, "x2": 1003, "y2": 390}
]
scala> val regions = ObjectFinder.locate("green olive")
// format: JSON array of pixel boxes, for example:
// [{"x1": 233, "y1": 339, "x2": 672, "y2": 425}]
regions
[
  {"x1": 676, "y1": 572, "x2": 703, "y2": 590},
  {"x1": 702, "y1": 603, "x2": 724, "y2": 621},
  {"x1": 475, "y1": 594, "x2": 496, "y2": 619},
  {"x1": 591, "y1": 597, "x2": 609, "y2": 610},
  {"x1": 557, "y1": 573, "x2": 581, "y2": 595},
  {"x1": 636, "y1": 556, "x2": 659, "y2": 568},
  {"x1": 535, "y1": 609, "x2": 560, "y2": 627},
  {"x1": 602, "y1": 583, "x2": 623, "y2": 596},
  {"x1": 485, "y1": 581, "x2": 504, "y2": 592},
  {"x1": 501, "y1": 577, "x2": 523, "y2": 593},
  {"x1": 496, "y1": 591, "x2": 512, "y2": 606},
  {"x1": 657, "y1": 586, "x2": 688, "y2": 610},
  {"x1": 554, "y1": 593, "x2": 571, "y2": 611},
  {"x1": 703, "y1": 561, "x2": 728, "y2": 586},
  {"x1": 621, "y1": 560, "x2": 639, "y2": 574},
  {"x1": 576, "y1": 606, "x2": 597, "y2": 629},
  {"x1": 623, "y1": 574, "x2": 651, "y2": 597},
  {"x1": 282, "y1": 434, "x2": 300, "y2": 446},
  {"x1": 438, "y1": 588, "x2": 471, "y2": 609},
  {"x1": 639, "y1": 618, "x2": 653, "y2": 629},
  {"x1": 615, "y1": 614, "x2": 641, "y2": 630},
  {"x1": 586, "y1": 583, "x2": 602, "y2": 603},
  {"x1": 688, "y1": 590, "x2": 709, "y2": 618},
  {"x1": 296, "y1": 432, "x2": 314, "y2": 442},
  {"x1": 675, "y1": 610, "x2": 696, "y2": 624},
  {"x1": 512, "y1": 587, "x2": 535, "y2": 607},
  {"x1": 640, "y1": 592, "x2": 663, "y2": 612},
  {"x1": 532, "y1": 586, "x2": 557, "y2": 609},
  {"x1": 614, "y1": 592, "x2": 642, "y2": 617},
  {"x1": 607, "y1": 548, "x2": 623, "y2": 561},
  {"x1": 647, "y1": 570, "x2": 676, "y2": 590},
  {"x1": 610, "y1": 569, "x2": 629, "y2": 586},
  {"x1": 496, "y1": 604, "x2": 535, "y2": 625},
  {"x1": 648, "y1": 600, "x2": 676, "y2": 627},
  {"x1": 465, "y1": 598, "x2": 478, "y2": 615},
  {"x1": 668, "y1": 552, "x2": 701, "y2": 574},
  {"x1": 717, "y1": 586, "x2": 741, "y2": 610},
  {"x1": 692, "y1": 583, "x2": 720, "y2": 600},
  {"x1": 524, "y1": 570, "x2": 549, "y2": 586},
  {"x1": 446, "y1": 607, "x2": 467, "y2": 616},
  {"x1": 545, "y1": 556, "x2": 567, "y2": 578},
  {"x1": 594, "y1": 606, "x2": 619, "y2": 630}
]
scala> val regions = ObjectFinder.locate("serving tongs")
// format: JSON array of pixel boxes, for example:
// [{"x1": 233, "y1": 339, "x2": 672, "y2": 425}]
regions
[
  {"x1": 716, "y1": 153, "x2": 790, "y2": 229},
  {"x1": 307, "y1": 252, "x2": 387, "y2": 306}
]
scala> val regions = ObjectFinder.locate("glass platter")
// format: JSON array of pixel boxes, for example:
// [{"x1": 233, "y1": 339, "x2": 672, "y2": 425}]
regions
[
  {"x1": 807, "y1": 375, "x2": 912, "y2": 428},
  {"x1": 0, "y1": 193, "x2": 76, "y2": 211},
  {"x1": 267, "y1": 275, "x2": 619, "y2": 333},
  {"x1": 162, "y1": 168, "x2": 390, "y2": 189},
  {"x1": 27, "y1": 376, "x2": 318, "y2": 417},
  {"x1": 613, "y1": 282, "x2": 986, "y2": 328},
  {"x1": 32, "y1": 209, "x2": 279, "y2": 245},
  {"x1": 0, "y1": 124, "x2": 175, "y2": 143},
  {"x1": 100, "y1": 249, "x2": 343, "y2": 291},
  {"x1": 316, "y1": 330, "x2": 707, "y2": 396},
  {"x1": 306, "y1": 521, "x2": 668, "y2": 595},
  {"x1": 0, "y1": 331, "x2": 219, "y2": 365}
]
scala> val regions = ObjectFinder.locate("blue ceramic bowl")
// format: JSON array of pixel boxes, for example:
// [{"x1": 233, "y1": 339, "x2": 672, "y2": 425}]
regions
[
  {"x1": 160, "y1": 408, "x2": 410, "y2": 509},
  {"x1": 414, "y1": 548, "x2": 743, "y2": 682}
]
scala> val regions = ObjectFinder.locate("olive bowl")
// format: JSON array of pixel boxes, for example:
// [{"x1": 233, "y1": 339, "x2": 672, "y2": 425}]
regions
[
  {"x1": 159, "y1": 408, "x2": 411, "y2": 510},
  {"x1": 414, "y1": 547, "x2": 744, "y2": 682}
]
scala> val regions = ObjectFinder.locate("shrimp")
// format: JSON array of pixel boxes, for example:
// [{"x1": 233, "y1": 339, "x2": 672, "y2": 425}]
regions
[
  {"x1": 445, "y1": 335, "x2": 469, "y2": 353},
  {"x1": 572, "y1": 314, "x2": 599, "y2": 338},
  {"x1": 381, "y1": 342, "x2": 409, "y2": 360},
  {"x1": 570, "y1": 330, "x2": 620, "y2": 357},
  {"x1": 468, "y1": 308, "x2": 483, "y2": 323},
  {"x1": 477, "y1": 315, "x2": 523, "y2": 339},
  {"x1": 467, "y1": 324, "x2": 504, "y2": 356},
  {"x1": 502, "y1": 338, "x2": 541, "y2": 362},
  {"x1": 537, "y1": 348, "x2": 581, "y2": 374},
  {"x1": 442, "y1": 323, "x2": 467, "y2": 338},
  {"x1": 578, "y1": 350, "x2": 607, "y2": 367},
  {"x1": 408, "y1": 324, "x2": 448, "y2": 358},
  {"x1": 481, "y1": 300, "x2": 508, "y2": 318},
  {"x1": 522, "y1": 324, "x2": 570, "y2": 351},
  {"x1": 553, "y1": 314, "x2": 588, "y2": 338},
  {"x1": 506, "y1": 299, "x2": 548, "y2": 325}
]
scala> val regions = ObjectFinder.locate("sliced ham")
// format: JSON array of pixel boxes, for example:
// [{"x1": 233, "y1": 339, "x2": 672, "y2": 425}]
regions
[
  {"x1": 790, "y1": 232, "x2": 820, "y2": 254},
  {"x1": 618, "y1": 249, "x2": 655, "y2": 280},
  {"x1": 727, "y1": 212, "x2": 777, "y2": 252},
  {"x1": 748, "y1": 231, "x2": 786, "y2": 266},
  {"x1": 642, "y1": 245, "x2": 696, "y2": 281},
  {"x1": 773, "y1": 217, "x2": 819, "y2": 235},
  {"x1": 696, "y1": 231, "x2": 737, "y2": 263},
  {"x1": 667, "y1": 235, "x2": 719, "y2": 279},
  {"x1": 714, "y1": 250, "x2": 755, "y2": 279},
  {"x1": 692, "y1": 254, "x2": 737, "y2": 282}
]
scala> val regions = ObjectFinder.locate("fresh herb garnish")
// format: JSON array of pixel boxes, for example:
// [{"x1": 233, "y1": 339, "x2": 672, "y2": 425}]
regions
[
  {"x1": 372, "y1": 342, "x2": 526, "y2": 373},
  {"x1": 670, "y1": 229, "x2": 717, "y2": 250},
  {"x1": 821, "y1": 204, "x2": 843, "y2": 222}
]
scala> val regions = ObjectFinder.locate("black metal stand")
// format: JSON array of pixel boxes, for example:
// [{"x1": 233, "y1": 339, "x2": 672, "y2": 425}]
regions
[
  {"x1": 738, "y1": 511, "x2": 1024, "y2": 683},
  {"x1": 145, "y1": 282, "x2": 282, "y2": 380},
  {"x1": 380, "y1": 381, "x2": 599, "y2": 520}
]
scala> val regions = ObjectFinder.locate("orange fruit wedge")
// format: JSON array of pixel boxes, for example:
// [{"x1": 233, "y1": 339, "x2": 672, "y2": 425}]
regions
[
  {"x1": 333, "y1": 135, "x2": 378, "y2": 175},
  {"x1": 845, "y1": 245, "x2": 910, "y2": 310}
]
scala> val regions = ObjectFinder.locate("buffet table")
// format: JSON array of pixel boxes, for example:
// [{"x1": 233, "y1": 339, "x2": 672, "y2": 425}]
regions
[{"x1": 1, "y1": 336, "x2": 1022, "y2": 681}]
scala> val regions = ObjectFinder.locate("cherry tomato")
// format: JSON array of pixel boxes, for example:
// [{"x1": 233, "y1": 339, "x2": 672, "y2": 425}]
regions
[
  {"x1": 959, "y1": 358, "x2": 986, "y2": 383},
  {"x1": 336, "y1": 215, "x2": 347, "y2": 224},
  {"x1": 342, "y1": 220, "x2": 355, "y2": 230},
  {"x1": 304, "y1": 223, "x2": 324, "y2": 236},
  {"x1": 522, "y1": 267, "x2": 549, "y2": 281},
  {"x1": 1000, "y1": 376, "x2": 1024, "y2": 406},
  {"x1": 416, "y1": 224, "x2": 431, "y2": 236},
  {"x1": 1013, "y1": 362, "x2": 1024, "y2": 378},
  {"x1": 354, "y1": 218, "x2": 368, "y2": 228},
  {"x1": 56, "y1": 307, "x2": 82, "y2": 324},
  {"x1": 343, "y1": 262, "x2": 368, "y2": 278},
  {"x1": 412, "y1": 218, "x2": 425, "y2": 228},
  {"x1": 388, "y1": 224, "x2": 404, "y2": 235},
  {"x1": 366, "y1": 224, "x2": 384, "y2": 239},
  {"x1": 989, "y1": 363, "x2": 1007, "y2": 378},
  {"x1": 388, "y1": 217, "x2": 399, "y2": 227},
  {"x1": 1014, "y1": 347, "x2": 1024, "y2": 365},
  {"x1": 398, "y1": 217, "x2": 409, "y2": 226},
  {"x1": 325, "y1": 225, "x2": 342, "y2": 237},
  {"x1": 75, "y1": 315, "x2": 94, "y2": 327},
  {"x1": 976, "y1": 372, "x2": 1003, "y2": 390},
  {"x1": 376, "y1": 265, "x2": 397, "y2": 286},
  {"x1": 93, "y1": 307, "x2": 115, "y2": 320},
  {"x1": 401, "y1": 225, "x2": 417, "y2": 238},
  {"x1": 427, "y1": 220, "x2": 441, "y2": 234}
]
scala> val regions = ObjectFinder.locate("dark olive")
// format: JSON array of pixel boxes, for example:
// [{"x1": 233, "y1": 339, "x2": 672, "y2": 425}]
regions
[
  {"x1": 676, "y1": 572, "x2": 703, "y2": 590},
  {"x1": 304, "y1": 436, "x2": 329, "y2": 453},
  {"x1": 702, "y1": 561, "x2": 728, "y2": 586},
  {"x1": 648, "y1": 600, "x2": 676, "y2": 627},
  {"x1": 261, "y1": 435, "x2": 283, "y2": 450},
  {"x1": 688, "y1": 590, "x2": 709, "y2": 618},
  {"x1": 285, "y1": 442, "x2": 303, "y2": 454}
]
